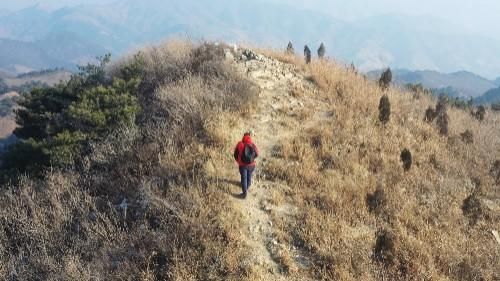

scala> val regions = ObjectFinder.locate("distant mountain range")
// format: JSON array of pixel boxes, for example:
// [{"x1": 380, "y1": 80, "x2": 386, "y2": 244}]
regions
[
  {"x1": 0, "y1": 30, "x2": 105, "y2": 74},
  {"x1": 475, "y1": 87, "x2": 500, "y2": 104},
  {"x1": 0, "y1": 38, "x2": 74, "y2": 73},
  {"x1": 367, "y1": 69, "x2": 497, "y2": 97},
  {"x1": 1, "y1": 1, "x2": 500, "y2": 79},
  {"x1": 494, "y1": 78, "x2": 500, "y2": 87},
  {"x1": 367, "y1": 69, "x2": 500, "y2": 103}
]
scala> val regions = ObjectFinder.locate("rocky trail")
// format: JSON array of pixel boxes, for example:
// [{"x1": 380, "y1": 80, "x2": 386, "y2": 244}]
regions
[{"x1": 219, "y1": 50, "x2": 330, "y2": 280}]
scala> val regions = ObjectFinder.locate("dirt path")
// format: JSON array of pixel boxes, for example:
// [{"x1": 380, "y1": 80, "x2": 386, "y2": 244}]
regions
[{"x1": 219, "y1": 51, "x2": 329, "y2": 280}]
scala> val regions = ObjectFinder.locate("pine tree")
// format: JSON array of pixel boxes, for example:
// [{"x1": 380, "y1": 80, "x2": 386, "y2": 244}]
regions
[
  {"x1": 317, "y1": 42, "x2": 326, "y2": 59},
  {"x1": 379, "y1": 68, "x2": 392, "y2": 91},
  {"x1": 286, "y1": 41, "x2": 294, "y2": 55},
  {"x1": 304, "y1": 45, "x2": 311, "y2": 64},
  {"x1": 378, "y1": 95, "x2": 391, "y2": 125}
]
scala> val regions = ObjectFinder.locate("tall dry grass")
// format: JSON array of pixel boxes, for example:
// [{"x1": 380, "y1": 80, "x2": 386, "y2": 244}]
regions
[
  {"x1": 261, "y1": 57, "x2": 499, "y2": 280},
  {"x1": 1, "y1": 42, "x2": 498, "y2": 281},
  {"x1": 0, "y1": 41, "x2": 258, "y2": 280}
]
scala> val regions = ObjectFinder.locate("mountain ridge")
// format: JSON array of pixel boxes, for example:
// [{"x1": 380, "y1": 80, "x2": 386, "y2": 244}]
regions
[
  {"x1": 475, "y1": 86, "x2": 500, "y2": 105},
  {"x1": 0, "y1": 42, "x2": 498, "y2": 280},
  {"x1": 367, "y1": 68, "x2": 497, "y2": 98}
]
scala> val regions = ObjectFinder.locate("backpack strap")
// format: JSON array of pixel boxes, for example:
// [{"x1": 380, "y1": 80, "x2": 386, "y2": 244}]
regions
[{"x1": 234, "y1": 143, "x2": 241, "y2": 160}]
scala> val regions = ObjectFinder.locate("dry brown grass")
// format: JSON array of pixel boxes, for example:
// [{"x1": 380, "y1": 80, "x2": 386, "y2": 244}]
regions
[
  {"x1": 1, "y1": 42, "x2": 499, "y2": 280},
  {"x1": 0, "y1": 41, "x2": 258, "y2": 280},
  {"x1": 260, "y1": 55, "x2": 500, "y2": 280}
]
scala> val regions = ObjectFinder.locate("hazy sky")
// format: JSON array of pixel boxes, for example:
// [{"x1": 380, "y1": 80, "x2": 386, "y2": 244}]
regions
[
  {"x1": 289, "y1": 0, "x2": 499, "y2": 36},
  {"x1": 0, "y1": 0, "x2": 114, "y2": 10},
  {"x1": 1, "y1": 0, "x2": 497, "y2": 37}
]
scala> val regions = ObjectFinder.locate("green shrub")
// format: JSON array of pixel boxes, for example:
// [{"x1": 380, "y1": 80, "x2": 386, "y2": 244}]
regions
[{"x1": 2, "y1": 54, "x2": 140, "y2": 175}]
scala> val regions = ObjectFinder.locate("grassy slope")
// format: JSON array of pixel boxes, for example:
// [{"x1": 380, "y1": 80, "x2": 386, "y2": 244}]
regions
[
  {"x1": 0, "y1": 41, "x2": 258, "y2": 281},
  {"x1": 253, "y1": 51, "x2": 499, "y2": 280},
  {"x1": 0, "y1": 42, "x2": 498, "y2": 280}
]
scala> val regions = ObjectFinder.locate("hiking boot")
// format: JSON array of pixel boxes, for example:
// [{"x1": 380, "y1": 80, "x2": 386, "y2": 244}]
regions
[{"x1": 240, "y1": 192, "x2": 247, "y2": 199}]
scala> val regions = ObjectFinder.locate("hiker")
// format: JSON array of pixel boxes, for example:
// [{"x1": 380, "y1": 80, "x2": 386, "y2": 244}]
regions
[{"x1": 233, "y1": 132, "x2": 259, "y2": 199}]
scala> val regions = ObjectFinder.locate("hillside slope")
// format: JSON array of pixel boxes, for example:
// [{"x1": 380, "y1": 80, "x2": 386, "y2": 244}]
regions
[
  {"x1": 0, "y1": 42, "x2": 498, "y2": 280},
  {"x1": 475, "y1": 86, "x2": 500, "y2": 105},
  {"x1": 219, "y1": 50, "x2": 500, "y2": 280}
]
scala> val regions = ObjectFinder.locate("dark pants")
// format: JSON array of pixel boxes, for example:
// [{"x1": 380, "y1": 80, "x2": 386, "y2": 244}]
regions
[{"x1": 239, "y1": 166, "x2": 255, "y2": 194}]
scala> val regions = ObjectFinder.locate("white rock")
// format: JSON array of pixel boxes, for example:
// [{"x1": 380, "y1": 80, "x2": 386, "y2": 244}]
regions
[
  {"x1": 492, "y1": 230, "x2": 500, "y2": 245},
  {"x1": 119, "y1": 198, "x2": 128, "y2": 210},
  {"x1": 224, "y1": 49, "x2": 234, "y2": 61}
]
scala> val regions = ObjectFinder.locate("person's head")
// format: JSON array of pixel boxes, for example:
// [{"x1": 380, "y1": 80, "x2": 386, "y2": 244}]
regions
[{"x1": 242, "y1": 131, "x2": 252, "y2": 143}]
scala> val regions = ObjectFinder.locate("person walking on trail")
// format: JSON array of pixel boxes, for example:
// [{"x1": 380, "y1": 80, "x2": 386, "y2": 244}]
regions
[{"x1": 234, "y1": 132, "x2": 259, "y2": 199}]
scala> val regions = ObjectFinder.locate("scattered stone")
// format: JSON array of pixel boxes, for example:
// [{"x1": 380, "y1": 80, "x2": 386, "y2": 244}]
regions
[
  {"x1": 119, "y1": 198, "x2": 128, "y2": 210},
  {"x1": 224, "y1": 49, "x2": 234, "y2": 61},
  {"x1": 492, "y1": 230, "x2": 500, "y2": 245},
  {"x1": 481, "y1": 198, "x2": 500, "y2": 213},
  {"x1": 242, "y1": 49, "x2": 258, "y2": 60},
  {"x1": 88, "y1": 212, "x2": 97, "y2": 222}
]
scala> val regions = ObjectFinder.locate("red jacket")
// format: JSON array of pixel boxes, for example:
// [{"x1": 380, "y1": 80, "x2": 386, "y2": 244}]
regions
[{"x1": 234, "y1": 135, "x2": 259, "y2": 167}]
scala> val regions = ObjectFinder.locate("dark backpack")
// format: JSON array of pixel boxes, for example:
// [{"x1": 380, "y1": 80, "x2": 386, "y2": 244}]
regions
[{"x1": 242, "y1": 144, "x2": 256, "y2": 164}]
